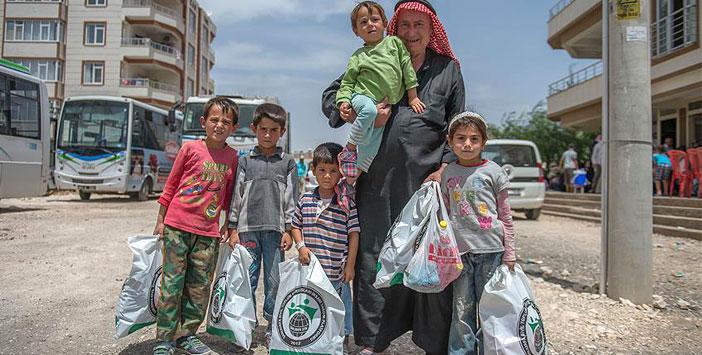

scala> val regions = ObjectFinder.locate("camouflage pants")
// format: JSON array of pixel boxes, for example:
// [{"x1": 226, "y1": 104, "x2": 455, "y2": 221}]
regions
[{"x1": 157, "y1": 225, "x2": 219, "y2": 341}]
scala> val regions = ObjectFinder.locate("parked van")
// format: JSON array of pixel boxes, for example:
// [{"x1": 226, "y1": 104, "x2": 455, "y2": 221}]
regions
[{"x1": 483, "y1": 139, "x2": 545, "y2": 220}]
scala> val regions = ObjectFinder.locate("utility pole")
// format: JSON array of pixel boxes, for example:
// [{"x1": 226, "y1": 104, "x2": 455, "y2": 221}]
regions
[{"x1": 602, "y1": 0, "x2": 653, "y2": 304}]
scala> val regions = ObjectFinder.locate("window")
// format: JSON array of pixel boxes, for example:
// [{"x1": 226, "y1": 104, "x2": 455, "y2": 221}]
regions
[
  {"x1": 83, "y1": 62, "x2": 104, "y2": 85},
  {"x1": 201, "y1": 56, "x2": 207, "y2": 79},
  {"x1": 188, "y1": 9, "x2": 197, "y2": 38},
  {"x1": 5, "y1": 20, "x2": 63, "y2": 42},
  {"x1": 652, "y1": 0, "x2": 697, "y2": 56},
  {"x1": 86, "y1": 0, "x2": 106, "y2": 6},
  {"x1": 201, "y1": 25, "x2": 208, "y2": 45},
  {"x1": 187, "y1": 44, "x2": 196, "y2": 69},
  {"x1": 186, "y1": 78, "x2": 194, "y2": 98},
  {"x1": 0, "y1": 73, "x2": 40, "y2": 139},
  {"x1": 84, "y1": 22, "x2": 105, "y2": 45},
  {"x1": 10, "y1": 59, "x2": 63, "y2": 82}
]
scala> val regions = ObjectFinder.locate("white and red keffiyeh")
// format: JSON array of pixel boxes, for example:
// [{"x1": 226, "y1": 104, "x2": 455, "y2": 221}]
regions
[{"x1": 387, "y1": 1, "x2": 460, "y2": 67}]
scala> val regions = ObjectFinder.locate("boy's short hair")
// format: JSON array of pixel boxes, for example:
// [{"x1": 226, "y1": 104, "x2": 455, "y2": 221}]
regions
[
  {"x1": 203, "y1": 96, "x2": 239, "y2": 124},
  {"x1": 351, "y1": 1, "x2": 387, "y2": 31},
  {"x1": 252, "y1": 102, "x2": 287, "y2": 128},
  {"x1": 448, "y1": 111, "x2": 488, "y2": 143},
  {"x1": 312, "y1": 142, "x2": 343, "y2": 168}
]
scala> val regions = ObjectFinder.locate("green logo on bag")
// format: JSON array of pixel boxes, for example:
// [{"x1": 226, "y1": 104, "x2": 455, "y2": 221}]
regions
[
  {"x1": 518, "y1": 298, "x2": 547, "y2": 355},
  {"x1": 148, "y1": 266, "x2": 163, "y2": 317},
  {"x1": 277, "y1": 286, "x2": 326, "y2": 348},
  {"x1": 209, "y1": 272, "x2": 227, "y2": 323}
]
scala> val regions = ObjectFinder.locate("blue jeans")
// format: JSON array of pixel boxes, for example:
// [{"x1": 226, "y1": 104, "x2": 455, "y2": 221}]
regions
[
  {"x1": 330, "y1": 280, "x2": 354, "y2": 336},
  {"x1": 239, "y1": 230, "x2": 283, "y2": 329},
  {"x1": 349, "y1": 94, "x2": 383, "y2": 172},
  {"x1": 448, "y1": 252, "x2": 503, "y2": 355}
]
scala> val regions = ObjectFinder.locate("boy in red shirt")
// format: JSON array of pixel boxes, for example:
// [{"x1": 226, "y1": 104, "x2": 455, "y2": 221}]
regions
[{"x1": 152, "y1": 97, "x2": 239, "y2": 355}]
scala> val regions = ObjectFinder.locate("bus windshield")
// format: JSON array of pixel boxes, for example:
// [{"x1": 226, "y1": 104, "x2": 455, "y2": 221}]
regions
[
  {"x1": 57, "y1": 100, "x2": 129, "y2": 155},
  {"x1": 183, "y1": 102, "x2": 257, "y2": 137}
]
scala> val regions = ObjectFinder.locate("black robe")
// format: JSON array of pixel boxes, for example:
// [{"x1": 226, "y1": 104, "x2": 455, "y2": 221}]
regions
[{"x1": 322, "y1": 49, "x2": 465, "y2": 354}]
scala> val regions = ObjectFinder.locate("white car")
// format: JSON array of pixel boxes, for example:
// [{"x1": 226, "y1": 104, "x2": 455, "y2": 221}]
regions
[{"x1": 483, "y1": 139, "x2": 545, "y2": 220}]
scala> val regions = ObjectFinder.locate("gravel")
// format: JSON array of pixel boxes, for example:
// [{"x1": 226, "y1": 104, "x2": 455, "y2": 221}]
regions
[{"x1": 0, "y1": 195, "x2": 699, "y2": 354}]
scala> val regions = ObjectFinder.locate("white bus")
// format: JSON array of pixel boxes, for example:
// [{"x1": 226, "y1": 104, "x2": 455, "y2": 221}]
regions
[
  {"x1": 0, "y1": 58, "x2": 51, "y2": 199},
  {"x1": 54, "y1": 96, "x2": 181, "y2": 200},
  {"x1": 175, "y1": 95, "x2": 291, "y2": 156}
]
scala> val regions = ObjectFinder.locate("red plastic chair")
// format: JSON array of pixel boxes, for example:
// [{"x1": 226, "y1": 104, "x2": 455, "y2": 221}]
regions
[
  {"x1": 688, "y1": 148, "x2": 702, "y2": 197},
  {"x1": 667, "y1": 150, "x2": 691, "y2": 197}
]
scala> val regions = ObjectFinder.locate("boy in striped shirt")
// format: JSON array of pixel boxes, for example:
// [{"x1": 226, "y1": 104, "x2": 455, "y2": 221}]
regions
[{"x1": 291, "y1": 142, "x2": 360, "y2": 347}]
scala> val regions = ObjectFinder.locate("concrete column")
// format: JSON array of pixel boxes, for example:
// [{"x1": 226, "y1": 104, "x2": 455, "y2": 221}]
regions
[{"x1": 605, "y1": 0, "x2": 653, "y2": 304}]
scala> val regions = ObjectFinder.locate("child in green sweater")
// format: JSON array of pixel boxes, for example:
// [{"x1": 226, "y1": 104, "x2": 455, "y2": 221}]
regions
[{"x1": 335, "y1": 1, "x2": 424, "y2": 189}]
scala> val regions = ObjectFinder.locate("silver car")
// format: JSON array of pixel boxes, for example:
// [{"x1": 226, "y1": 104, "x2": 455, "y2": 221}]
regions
[{"x1": 483, "y1": 139, "x2": 545, "y2": 220}]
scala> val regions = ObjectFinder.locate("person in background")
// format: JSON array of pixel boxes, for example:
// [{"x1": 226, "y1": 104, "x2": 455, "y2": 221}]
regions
[
  {"x1": 560, "y1": 144, "x2": 578, "y2": 193},
  {"x1": 652, "y1": 145, "x2": 672, "y2": 196},
  {"x1": 591, "y1": 135, "x2": 603, "y2": 193}
]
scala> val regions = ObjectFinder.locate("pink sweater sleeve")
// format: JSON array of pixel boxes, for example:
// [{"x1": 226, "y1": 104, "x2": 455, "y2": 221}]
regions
[
  {"x1": 158, "y1": 143, "x2": 188, "y2": 207},
  {"x1": 221, "y1": 153, "x2": 238, "y2": 217},
  {"x1": 497, "y1": 190, "x2": 516, "y2": 262}
]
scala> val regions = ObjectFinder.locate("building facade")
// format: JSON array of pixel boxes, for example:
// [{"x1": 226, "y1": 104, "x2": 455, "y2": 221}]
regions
[
  {"x1": 546, "y1": 0, "x2": 701, "y2": 148},
  {"x1": 0, "y1": 0, "x2": 216, "y2": 114}
]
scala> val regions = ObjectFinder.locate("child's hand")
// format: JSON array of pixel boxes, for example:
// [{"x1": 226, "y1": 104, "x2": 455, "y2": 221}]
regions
[
  {"x1": 298, "y1": 246, "x2": 311, "y2": 265},
  {"x1": 339, "y1": 102, "x2": 356, "y2": 123},
  {"x1": 153, "y1": 222, "x2": 165, "y2": 239},
  {"x1": 503, "y1": 260, "x2": 516, "y2": 271},
  {"x1": 342, "y1": 264, "x2": 355, "y2": 282},
  {"x1": 410, "y1": 97, "x2": 426, "y2": 114},
  {"x1": 281, "y1": 232, "x2": 293, "y2": 251},
  {"x1": 222, "y1": 229, "x2": 240, "y2": 249},
  {"x1": 219, "y1": 225, "x2": 227, "y2": 238}
]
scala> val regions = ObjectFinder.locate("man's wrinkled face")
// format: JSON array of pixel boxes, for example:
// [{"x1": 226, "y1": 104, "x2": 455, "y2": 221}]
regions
[{"x1": 396, "y1": 10, "x2": 431, "y2": 57}]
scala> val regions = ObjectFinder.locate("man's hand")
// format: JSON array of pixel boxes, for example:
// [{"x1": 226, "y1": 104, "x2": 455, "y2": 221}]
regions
[
  {"x1": 374, "y1": 99, "x2": 391, "y2": 128},
  {"x1": 222, "y1": 229, "x2": 240, "y2": 249},
  {"x1": 423, "y1": 163, "x2": 447, "y2": 183},
  {"x1": 342, "y1": 264, "x2": 355, "y2": 283},
  {"x1": 298, "y1": 246, "x2": 311, "y2": 265},
  {"x1": 281, "y1": 232, "x2": 293, "y2": 251},
  {"x1": 504, "y1": 260, "x2": 516, "y2": 271},
  {"x1": 340, "y1": 102, "x2": 356, "y2": 123},
  {"x1": 153, "y1": 222, "x2": 165, "y2": 239}
]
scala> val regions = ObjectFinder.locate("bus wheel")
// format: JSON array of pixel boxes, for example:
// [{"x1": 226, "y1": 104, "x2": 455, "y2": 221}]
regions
[
  {"x1": 132, "y1": 179, "x2": 152, "y2": 201},
  {"x1": 79, "y1": 191, "x2": 91, "y2": 200},
  {"x1": 525, "y1": 208, "x2": 541, "y2": 220}
]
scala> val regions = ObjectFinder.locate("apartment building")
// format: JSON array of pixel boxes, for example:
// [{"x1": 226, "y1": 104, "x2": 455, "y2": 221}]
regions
[
  {"x1": 546, "y1": 0, "x2": 701, "y2": 148},
  {"x1": 0, "y1": 0, "x2": 216, "y2": 114}
]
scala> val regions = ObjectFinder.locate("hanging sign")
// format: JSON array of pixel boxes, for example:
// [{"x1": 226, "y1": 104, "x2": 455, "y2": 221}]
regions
[{"x1": 616, "y1": 0, "x2": 641, "y2": 20}]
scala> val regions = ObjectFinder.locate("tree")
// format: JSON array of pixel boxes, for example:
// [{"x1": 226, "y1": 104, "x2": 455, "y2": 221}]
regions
[{"x1": 490, "y1": 101, "x2": 596, "y2": 170}]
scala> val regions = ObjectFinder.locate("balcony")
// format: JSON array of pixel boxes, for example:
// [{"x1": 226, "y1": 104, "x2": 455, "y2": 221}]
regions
[
  {"x1": 3, "y1": 41, "x2": 65, "y2": 59},
  {"x1": 650, "y1": 3, "x2": 698, "y2": 59},
  {"x1": 121, "y1": 38, "x2": 183, "y2": 68},
  {"x1": 547, "y1": 61, "x2": 603, "y2": 129},
  {"x1": 5, "y1": 0, "x2": 67, "y2": 19},
  {"x1": 119, "y1": 77, "x2": 180, "y2": 104},
  {"x1": 547, "y1": 0, "x2": 602, "y2": 58},
  {"x1": 122, "y1": 0, "x2": 184, "y2": 35}
]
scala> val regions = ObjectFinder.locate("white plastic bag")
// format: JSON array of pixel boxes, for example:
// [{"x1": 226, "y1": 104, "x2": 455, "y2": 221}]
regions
[
  {"x1": 404, "y1": 181, "x2": 463, "y2": 293},
  {"x1": 114, "y1": 235, "x2": 163, "y2": 339},
  {"x1": 269, "y1": 253, "x2": 345, "y2": 355},
  {"x1": 374, "y1": 182, "x2": 436, "y2": 289},
  {"x1": 206, "y1": 244, "x2": 257, "y2": 349},
  {"x1": 479, "y1": 264, "x2": 547, "y2": 355}
]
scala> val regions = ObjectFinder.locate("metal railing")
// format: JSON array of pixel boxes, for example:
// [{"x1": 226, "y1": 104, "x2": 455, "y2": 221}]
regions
[
  {"x1": 121, "y1": 37, "x2": 181, "y2": 59},
  {"x1": 120, "y1": 77, "x2": 179, "y2": 94},
  {"x1": 548, "y1": 61, "x2": 602, "y2": 96},
  {"x1": 548, "y1": 0, "x2": 574, "y2": 20},
  {"x1": 650, "y1": 3, "x2": 697, "y2": 57},
  {"x1": 122, "y1": 0, "x2": 176, "y2": 19}
]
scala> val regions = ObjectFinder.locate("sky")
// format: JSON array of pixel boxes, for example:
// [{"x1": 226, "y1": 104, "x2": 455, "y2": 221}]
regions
[{"x1": 199, "y1": 0, "x2": 588, "y2": 151}]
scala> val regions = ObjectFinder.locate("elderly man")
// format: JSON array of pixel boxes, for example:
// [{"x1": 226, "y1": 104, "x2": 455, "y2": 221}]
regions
[{"x1": 322, "y1": 1, "x2": 465, "y2": 353}]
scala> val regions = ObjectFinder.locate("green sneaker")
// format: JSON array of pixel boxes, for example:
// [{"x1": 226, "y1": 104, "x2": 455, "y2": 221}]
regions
[
  {"x1": 152, "y1": 341, "x2": 175, "y2": 355},
  {"x1": 175, "y1": 335, "x2": 212, "y2": 355}
]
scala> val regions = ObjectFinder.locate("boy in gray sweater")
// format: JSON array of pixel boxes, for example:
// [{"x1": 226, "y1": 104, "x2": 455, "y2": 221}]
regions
[{"x1": 225, "y1": 103, "x2": 295, "y2": 342}]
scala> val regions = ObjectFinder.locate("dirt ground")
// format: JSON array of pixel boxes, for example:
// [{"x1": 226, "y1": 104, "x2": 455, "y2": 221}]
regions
[{"x1": 0, "y1": 194, "x2": 700, "y2": 354}]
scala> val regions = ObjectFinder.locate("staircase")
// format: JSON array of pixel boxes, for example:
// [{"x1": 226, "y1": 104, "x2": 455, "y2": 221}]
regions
[{"x1": 542, "y1": 191, "x2": 702, "y2": 240}]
